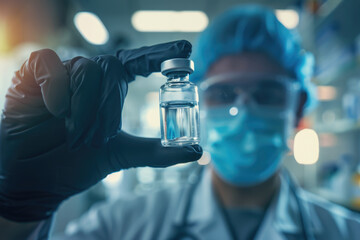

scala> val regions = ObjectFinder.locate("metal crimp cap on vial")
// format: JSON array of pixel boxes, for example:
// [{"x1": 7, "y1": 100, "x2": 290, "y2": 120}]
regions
[{"x1": 161, "y1": 58, "x2": 194, "y2": 76}]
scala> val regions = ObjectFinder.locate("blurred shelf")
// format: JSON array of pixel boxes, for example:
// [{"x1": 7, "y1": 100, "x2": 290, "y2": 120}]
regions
[
  {"x1": 314, "y1": 0, "x2": 344, "y2": 29},
  {"x1": 314, "y1": 119, "x2": 360, "y2": 133},
  {"x1": 314, "y1": 59, "x2": 360, "y2": 85}
]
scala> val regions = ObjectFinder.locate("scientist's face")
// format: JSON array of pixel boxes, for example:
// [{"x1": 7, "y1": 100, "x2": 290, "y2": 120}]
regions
[
  {"x1": 201, "y1": 52, "x2": 304, "y2": 186},
  {"x1": 204, "y1": 52, "x2": 302, "y2": 111}
]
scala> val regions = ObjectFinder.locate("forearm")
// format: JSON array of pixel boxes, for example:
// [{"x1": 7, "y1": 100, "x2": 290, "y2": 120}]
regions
[{"x1": 0, "y1": 217, "x2": 41, "y2": 240}]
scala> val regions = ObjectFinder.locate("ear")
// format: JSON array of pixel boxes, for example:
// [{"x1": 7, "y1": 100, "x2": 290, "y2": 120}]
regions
[{"x1": 294, "y1": 91, "x2": 307, "y2": 127}]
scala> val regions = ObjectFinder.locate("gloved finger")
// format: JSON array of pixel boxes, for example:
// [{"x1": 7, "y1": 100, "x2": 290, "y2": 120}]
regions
[
  {"x1": 116, "y1": 40, "x2": 192, "y2": 82},
  {"x1": 102, "y1": 131, "x2": 203, "y2": 172},
  {"x1": 88, "y1": 55, "x2": 128, "y2": 146},
  {"x1": 28, "y1": 49, "x2": 70, "y2": 117},
  {"x1": 64, "y1": 57, "x2": 103, "y2": 149}
]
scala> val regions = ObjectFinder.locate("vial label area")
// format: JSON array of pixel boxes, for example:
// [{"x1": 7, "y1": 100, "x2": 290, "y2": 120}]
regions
[{"x1": 160, "y1": 101, "x2": 200, "y2": 146}]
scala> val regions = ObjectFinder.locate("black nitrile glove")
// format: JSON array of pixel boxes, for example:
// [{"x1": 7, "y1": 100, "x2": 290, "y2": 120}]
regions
[{"x1": 0, "y1": 40, "x2": 203, "y2": 222}]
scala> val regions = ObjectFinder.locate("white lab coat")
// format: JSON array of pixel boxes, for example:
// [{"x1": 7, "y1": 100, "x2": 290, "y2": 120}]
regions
[{"x1": 50, "y1": 168, "x2": 360, "y2": 240}]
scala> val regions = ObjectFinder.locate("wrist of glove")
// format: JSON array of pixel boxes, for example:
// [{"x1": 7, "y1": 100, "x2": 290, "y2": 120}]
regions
[{"x1": 0, "y1": 40, "x2": 202, "y2": 222}]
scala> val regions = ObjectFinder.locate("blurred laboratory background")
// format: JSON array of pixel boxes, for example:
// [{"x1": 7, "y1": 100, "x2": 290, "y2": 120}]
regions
[{"x1": 0, "y1": 0, "x2": 360, "y2": 234}]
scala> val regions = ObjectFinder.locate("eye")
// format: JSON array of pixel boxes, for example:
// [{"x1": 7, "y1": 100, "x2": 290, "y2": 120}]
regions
[
  {"x1": 205, "y1": 85, "x2": 237, "y2": 105},
  {"x1": 252, "y1": 81, "x2": 286, "y2": 107}
]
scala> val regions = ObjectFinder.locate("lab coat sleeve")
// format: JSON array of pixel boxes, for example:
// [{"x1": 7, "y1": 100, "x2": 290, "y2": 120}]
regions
[
  {"x1": 24, "y1": 201, "x2": 113, "y2": 240},
  {"x1": 50, "y1": 199, "x2": 125, "y2": 240},
  {"x1": 27, "y1": 184, "x2": 181, "y2": 240},
  {"x1": 50, "y1": 193, "x2": 156, "y2": 240},
  {"x1": 345, "y1": 213, "x2": 360, "y2": 238},
  {"x1": 301, "y1": 189, "x2": 360, "y2": 240}
]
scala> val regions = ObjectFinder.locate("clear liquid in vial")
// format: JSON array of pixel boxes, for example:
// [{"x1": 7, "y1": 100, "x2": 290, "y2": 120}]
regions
[{"x1": 160, "y1": 101, "x2": 200, "y2": 146}]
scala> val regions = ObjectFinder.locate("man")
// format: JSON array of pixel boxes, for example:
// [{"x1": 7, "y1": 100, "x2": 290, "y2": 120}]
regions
[{"x1": 1, "y1": 5, "x2": 359, "y2": 240}]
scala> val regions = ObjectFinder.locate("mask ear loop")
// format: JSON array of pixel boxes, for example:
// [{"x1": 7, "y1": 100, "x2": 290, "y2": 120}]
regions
[
  {"x1": 283, "y1": 79, "x2": 301, "y2": 128},
  {"x1": 278, "y1": 80, "x2": 301, "y2": 153}
]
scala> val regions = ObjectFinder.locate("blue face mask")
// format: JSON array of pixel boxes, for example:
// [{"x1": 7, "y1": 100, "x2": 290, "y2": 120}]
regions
[{"x1": 204, "y1": 106, "x2": 293, "y2": 186}]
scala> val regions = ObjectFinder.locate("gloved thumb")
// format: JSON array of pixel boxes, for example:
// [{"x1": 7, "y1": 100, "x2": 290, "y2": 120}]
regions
[{"x1": 101, "y1": 131, "x2": 203, "y2": 172}]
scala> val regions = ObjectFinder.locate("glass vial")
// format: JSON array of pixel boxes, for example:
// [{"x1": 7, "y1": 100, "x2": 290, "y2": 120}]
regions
[{"x1": 159, "y1": 58, "x2": 200, "y2": 147}]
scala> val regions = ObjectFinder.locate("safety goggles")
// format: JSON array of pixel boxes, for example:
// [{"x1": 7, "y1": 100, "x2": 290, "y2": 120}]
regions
[{"x1": 199, "y1": 73, "x2": 301, "y2": 118}]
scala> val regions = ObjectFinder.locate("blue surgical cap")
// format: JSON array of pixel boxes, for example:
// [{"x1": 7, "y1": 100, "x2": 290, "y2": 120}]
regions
[{"x1": 191, "y1": 5, "x2": 317, "y2": 113}]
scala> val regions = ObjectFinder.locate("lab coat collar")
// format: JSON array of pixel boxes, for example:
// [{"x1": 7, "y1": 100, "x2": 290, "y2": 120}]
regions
[
  {"x1": 173, "y1": 166, "x2": 218, "y2": 225},
  {"x1": 188, "y1": 167, "x2": 218, "y2": 223},
  {"x1": 255, "y1": 170, "x2": 323, "y2": 239},
  {"x1": 275, "y1": 172, "x2": 322, "y2": 233},
  {"x1": 174, "y1": 167, "x2": 323, "y2": 238}
]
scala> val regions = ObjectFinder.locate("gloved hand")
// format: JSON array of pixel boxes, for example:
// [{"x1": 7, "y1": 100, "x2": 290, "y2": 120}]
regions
[{"x1": 0, "y1": 40, "x2": 203, "y2": 222}]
